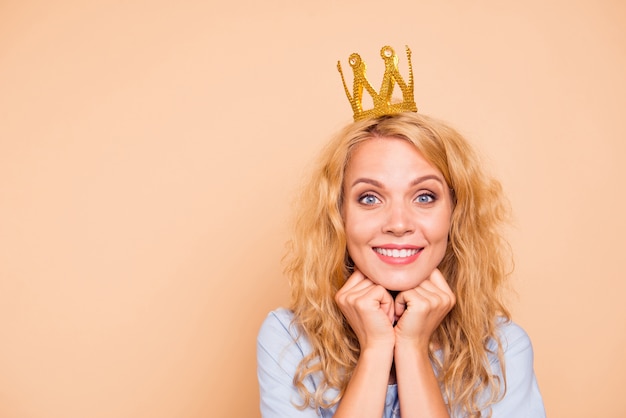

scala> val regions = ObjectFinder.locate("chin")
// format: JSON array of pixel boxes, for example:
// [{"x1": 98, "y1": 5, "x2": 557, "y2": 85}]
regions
[
  {"x1": 381, "y1": 282, "x2": 420, "y2": 292},
  {"x1": 368, "y1": 271, "x2": 429, "y2": 292}
]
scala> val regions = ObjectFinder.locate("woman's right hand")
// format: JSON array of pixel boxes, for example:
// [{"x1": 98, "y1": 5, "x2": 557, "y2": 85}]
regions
[
  {"x1": 332, "y1": 270, "x2": 396, "y2": 418},
  {"x1": 334, "y1": 269, "x2": 395, "y2": 352}
]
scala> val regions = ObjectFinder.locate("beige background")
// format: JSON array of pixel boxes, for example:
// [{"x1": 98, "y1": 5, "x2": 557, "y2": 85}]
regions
[{"x1": 1, "y1": 1, "x2": 625, "y2": 417}]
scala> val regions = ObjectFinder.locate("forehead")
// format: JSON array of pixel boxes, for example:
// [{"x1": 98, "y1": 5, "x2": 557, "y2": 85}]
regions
[{"x1": 345, "y1": 136, "x2": 440, "y2": 178}]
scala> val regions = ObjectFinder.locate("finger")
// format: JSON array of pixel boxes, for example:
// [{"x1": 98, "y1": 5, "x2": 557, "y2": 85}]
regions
[
  {"x1": 338, "y1": 277, "x2": 390, "y2": 312},
  {"x1": 393, "y1": 290, "x2": 419, "y2": 319},
  {"x1": 396, "y1": 285, "x2": 438, "y2": 304},
  {"x1": 413, "y1": 286, "x2": 446, "y2": 312},
  {"x1": 350, "y1": 284, "x2": 393, "y2": 312},
  {"x1": 416, "y1": 280, "x2": 450, "y2": 303},
  {"x1": 335, "y1": 270, "x2": 373, "y2": 301},
  {"x1": 428, "y1": 269, "x2": 453, "y2": 293},
  {"x1": 410, "y1": 286, "x2": 443, "y2": 309},
  {"x1": 395, "y1": 286, "x2": 448, "y2": 322},
  {"x1": 405, "y1": 289, "x2": 453, "y2": 323},
  {"x1": 426, "y1": 269, "x2": 456, "y2": 306},
  {"x1": 339, "y1": 269, "x2": 367, "y2": 292},
  {"x1": 376, "y1": 287, "x2": 395, "y2": 323},
  {"x1": 342, "y1": 280, "x2": 378, "y2": 306},
  {"x1": 418, "y1": 282, "x2": 455, "y2": 312}
]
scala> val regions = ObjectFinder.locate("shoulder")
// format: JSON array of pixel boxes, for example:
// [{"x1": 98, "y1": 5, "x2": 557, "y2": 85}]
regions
[
  {"x1": 497, "y1": 318, "x2": 532, "y2": 346},
  {"x1": 257, "y1": 308, "x2": 302, "y2": 348},
  {"x1": 490, "y1": 318, "x2": 535, "y2": 362},
  {"x1": 485, "y1": 318, "x2": 546, "y2": 417},
  {"x1": 258, "y1": 308, "x2": 296, "y2": 336},
  {"x1": 484, "y1": 318, "x2": 536, "y2": 377},
  {"x1": 257, "y1": 309, "x2": 337, "y2": 417},
  {"x1": 257, "y1": 308, "x2": 322, "y2": 411},
  {"x1": 257, "y1": 308, "x2": 312, "y2": 373}
]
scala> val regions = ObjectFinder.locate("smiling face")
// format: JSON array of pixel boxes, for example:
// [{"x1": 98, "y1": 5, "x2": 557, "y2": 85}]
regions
[{"x1": 342, "y1": 136, "x2": 453, "y2": 291}]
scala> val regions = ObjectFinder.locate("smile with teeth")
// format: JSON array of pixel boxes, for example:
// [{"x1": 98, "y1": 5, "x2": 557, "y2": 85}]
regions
[{"x1": 374, "y1": 248, "x2": 421, "y2": 258}]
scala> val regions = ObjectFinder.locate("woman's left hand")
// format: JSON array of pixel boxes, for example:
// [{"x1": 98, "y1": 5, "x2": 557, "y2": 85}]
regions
[{"x1": 393, "y1": 268, "x2": 456, "y2": 352}]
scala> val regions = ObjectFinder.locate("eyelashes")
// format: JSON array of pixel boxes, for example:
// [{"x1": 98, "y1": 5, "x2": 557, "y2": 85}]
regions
[
  {"x1": 357, "y1": 191, "x2": 438, "y2": 206},
  {"x1": 358, "y1": 193, "x2": 381, "y2": 205},
  {"x1": 415, "y1": 192, "x2": 436, "y2": 204}
]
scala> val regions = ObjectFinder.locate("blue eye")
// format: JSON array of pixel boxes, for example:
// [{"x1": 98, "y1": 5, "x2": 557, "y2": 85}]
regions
[
  {"x1": 358, "y1": 194, "x2": 381, "y2": 205},
  {"x1": 416, "y1": 193, "x2": 436, "y2": 204}
]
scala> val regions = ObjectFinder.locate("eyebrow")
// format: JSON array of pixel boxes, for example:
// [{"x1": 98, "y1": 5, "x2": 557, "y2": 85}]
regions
[{"x1": 350, "y1": 174, "x2": 445, "y2": 188}]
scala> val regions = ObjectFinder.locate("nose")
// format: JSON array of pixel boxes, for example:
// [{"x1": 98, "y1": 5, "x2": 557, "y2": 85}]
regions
[{"x1": 383, "y1": 202, "x2": 415, "y2": 236}]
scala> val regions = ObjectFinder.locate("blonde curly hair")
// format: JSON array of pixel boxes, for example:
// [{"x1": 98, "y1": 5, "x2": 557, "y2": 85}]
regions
[{"x1": 285, "y1": 113, "x2": 512, "y2": 416}]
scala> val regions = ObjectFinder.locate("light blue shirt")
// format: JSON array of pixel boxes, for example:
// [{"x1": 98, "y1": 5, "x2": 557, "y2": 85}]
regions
[{"x1": 257, "y1": 308, "x2": 546, "y2": 417}]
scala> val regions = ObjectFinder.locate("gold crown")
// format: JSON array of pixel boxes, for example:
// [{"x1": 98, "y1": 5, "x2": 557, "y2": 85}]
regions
[{"x1": 337, "y1": 45, "x2": 417, "y2": 121}]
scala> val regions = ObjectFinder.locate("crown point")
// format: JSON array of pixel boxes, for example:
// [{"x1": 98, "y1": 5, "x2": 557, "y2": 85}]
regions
[{"x1": 338, "y1": 45, "x2": 418, "y2": 121}]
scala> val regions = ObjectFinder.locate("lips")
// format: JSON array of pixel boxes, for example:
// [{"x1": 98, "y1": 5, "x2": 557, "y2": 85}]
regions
[
  {"x1": 374, "y1": 247, "x2": 420, "y2": 258},
  {"x1": 373, "y1": 245, "x2": 423, "y2": 264}
]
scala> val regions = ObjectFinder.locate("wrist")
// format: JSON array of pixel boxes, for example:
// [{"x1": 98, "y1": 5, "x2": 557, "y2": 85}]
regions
[
  {"x1": 361, "y1": 340, "x2": 395, "y2": 358},
  {"x1": 357, "y1": 344, "x2": 394, "y2": 377},
  {"x1": 394, "y1": 336, "x2": 429, "y2": 357}
]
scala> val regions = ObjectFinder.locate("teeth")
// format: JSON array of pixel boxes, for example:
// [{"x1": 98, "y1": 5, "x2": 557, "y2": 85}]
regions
[{"x1": 375, "y1": 248, "x2": 419, "y2": 258}]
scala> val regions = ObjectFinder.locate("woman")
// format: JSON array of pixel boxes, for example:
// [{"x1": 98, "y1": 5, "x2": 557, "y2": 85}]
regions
[{"x1": 257, "y1": 48, "x2": 545, "y2": 418}]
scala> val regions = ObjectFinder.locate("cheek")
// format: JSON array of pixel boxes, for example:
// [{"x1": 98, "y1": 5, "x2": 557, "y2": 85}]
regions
[
  {"x1": 436, "y1": 206, "x2": 453, "y2": 233},
  {"x1": 343, "y1": 205, "x2": 360, "y2": 236},
  {"x1": 425, "y1": 214, "x2": 452, "y2": 246},
  {"x1": 344, "y1": 218, "x2": 363, "y2": 250},
  {"x1": 343, "y1": 212, "x2": 372, "y2": 257},
  {"x1": 437, "y1": 219, "x2": 451, "y2": 239},
  {"x1": 422, "y1": 217, "x2": 450, "y2": 268}
]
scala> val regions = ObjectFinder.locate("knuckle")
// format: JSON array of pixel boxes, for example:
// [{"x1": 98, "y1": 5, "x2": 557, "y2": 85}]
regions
[
  {"x1": 334, "y1": 292, "x2": 344, "y2": 303},
  {"x1": 354, "y1": 297, "x2": 368, "y2": 309}
]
